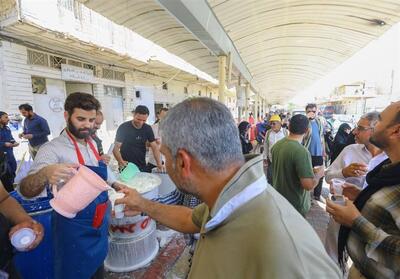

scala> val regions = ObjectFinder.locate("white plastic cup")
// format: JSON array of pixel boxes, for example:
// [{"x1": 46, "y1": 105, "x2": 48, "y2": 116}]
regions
[
  {"x1": 114, "y1": 206, "x2": 124, "y2": 219},
  {"x1": 331, "y1": 178, "x2": 345, "y2": 195},
  {"x1": 331, "y1": 195, "x2": 346, "y2": 206},
  {"x1": 110, "y1": 192, "x2": 125, "y2": 219},
  {"x1": 10, "y1": 228, "x2": 36, "y2": 251}
]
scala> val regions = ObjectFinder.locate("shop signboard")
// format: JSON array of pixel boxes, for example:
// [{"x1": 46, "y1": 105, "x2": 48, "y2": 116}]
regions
[{"x1": 61, "y1": 64, "x2": 94, "y2": 83}]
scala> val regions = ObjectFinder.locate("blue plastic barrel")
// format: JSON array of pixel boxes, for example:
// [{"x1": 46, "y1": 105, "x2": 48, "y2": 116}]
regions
[{"x1": 10, "y1": 191, "x2": 54, "y2": 279}]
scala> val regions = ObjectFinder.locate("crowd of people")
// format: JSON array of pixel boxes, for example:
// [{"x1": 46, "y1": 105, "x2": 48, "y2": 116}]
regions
[
  {"x1": 237, "y1": 102, "x2": 400, "y2": 278},
  {"x1": 0, "y1": 93, "x2": 399, "y2": 278}
]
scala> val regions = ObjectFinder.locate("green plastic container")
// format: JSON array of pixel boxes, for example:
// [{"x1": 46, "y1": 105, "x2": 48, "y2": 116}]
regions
[{"x1": 120, "y1": 163, "x2": 140, "y2": 182}]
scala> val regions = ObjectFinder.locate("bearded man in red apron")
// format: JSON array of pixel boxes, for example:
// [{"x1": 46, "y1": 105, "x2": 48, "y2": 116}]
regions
[{"x1": 19, "y1": 93, "x2": 126, "y2": 279}]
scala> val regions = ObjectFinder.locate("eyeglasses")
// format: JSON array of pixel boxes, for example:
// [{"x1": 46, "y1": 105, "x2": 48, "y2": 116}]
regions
[
  {"x1": 355, "y1": 125, "x2": 374, "y2": 131},
  {"x1": 306, "y1": 110, "x2": 316, "y2": 113}
]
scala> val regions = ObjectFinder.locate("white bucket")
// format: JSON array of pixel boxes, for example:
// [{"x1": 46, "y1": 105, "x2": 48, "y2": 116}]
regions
[
  {"x1": 151, "y1": 170, "x2": 177, "y2": 197},
  {"x1": 118, "y1": 173, "x2": 161, "y2": 200},
  {"x1": 105, "y1": 219, "x2": 159, "y2": 272},
  {"x1": 109, "y1": 215, "x2": 153, "y2": 238}
]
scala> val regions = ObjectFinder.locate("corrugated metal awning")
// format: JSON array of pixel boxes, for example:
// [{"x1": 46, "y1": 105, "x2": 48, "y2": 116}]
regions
[{"x1": 81, "y1": 0, "x2": 400, "y2": 103}]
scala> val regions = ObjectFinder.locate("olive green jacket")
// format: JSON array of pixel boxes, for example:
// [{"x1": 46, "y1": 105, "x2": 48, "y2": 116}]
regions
[{"x1": 188, "y1": 155, "x2": 341, "y2": 279}]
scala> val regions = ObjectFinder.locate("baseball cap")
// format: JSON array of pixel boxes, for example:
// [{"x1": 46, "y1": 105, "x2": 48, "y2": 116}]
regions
[{"x1": 269, "y1": 115, "x2": 281, "y2": 122}]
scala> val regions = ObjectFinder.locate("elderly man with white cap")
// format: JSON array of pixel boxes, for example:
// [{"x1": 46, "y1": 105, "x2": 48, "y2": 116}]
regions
[{"x1": 262, "y1": 114, "x2": 288, "y2": 184}]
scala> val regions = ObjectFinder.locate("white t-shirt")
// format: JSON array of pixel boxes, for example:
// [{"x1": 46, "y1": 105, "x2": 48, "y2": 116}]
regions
[{"x1": 262, "y1": 128, "x2": 287, "y2": 161}]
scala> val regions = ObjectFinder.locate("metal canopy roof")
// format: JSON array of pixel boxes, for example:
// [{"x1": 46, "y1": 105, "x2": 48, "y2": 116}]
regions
[
  {"x1": 208, "y1": 0, "x2": 400, "y2": 103},
  {"x1": 80, "y1": 0, "x2": 221, "y2": 83},
  {"x1": 81, "y1": 0, "x2": 400, "y2": 104}
]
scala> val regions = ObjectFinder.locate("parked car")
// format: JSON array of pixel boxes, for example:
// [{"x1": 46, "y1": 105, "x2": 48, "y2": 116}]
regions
[{"x1": 322, "y1": 105, "x2": 335, "y2": 119}]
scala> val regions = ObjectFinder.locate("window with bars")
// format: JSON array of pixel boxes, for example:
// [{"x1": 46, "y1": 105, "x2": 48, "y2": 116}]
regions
[
  {"x1": 83, "y1": 63, "x2": 95, "y2": 71},
  {"x1": 49, "y1": 55, "x2": 66, "y2": 69},
  {"x1": 68, "y1": 60, "x2": 83, "y2": 67},
  {"x1": 104, "y1": 86, "x2": 123, "y2": 97},
  {"x1": 102, "y1": 69, "x2": 125, "y2": 81},
  {"x1": 27, "y1": 50, "x2": 49, "y2": 66},
  {"x1": 102, "y1": 69, "x2": 114, "y2": 80},
  {"x1": 27, "y1": 50, "x2": 96, "y2": 74},
  {"x1": 114, "y1": 71, "x2": 125, "y2": 81}
]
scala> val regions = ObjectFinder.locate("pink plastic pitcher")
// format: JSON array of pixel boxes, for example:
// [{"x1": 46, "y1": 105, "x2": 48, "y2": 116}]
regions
[{"x1": 50, "y1": 165, "x2": 110, "y2": 218}]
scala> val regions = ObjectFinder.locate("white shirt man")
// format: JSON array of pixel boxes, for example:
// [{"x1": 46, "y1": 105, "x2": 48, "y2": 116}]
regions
[
  {"x1": 325, "y1": 144, "x2": 376, "y2": 187},
  {"x1": 262, "y1": 115, "x2": 288, "y2": 162},
  {"x1": 262, "y1": 114, "x2": 288, "y2": 184},
  {"x1": 326, "y1": 102, "x2": 400, "y2": 278},
  {"x1": 324, "y1": 113, "x2": 386, "y2": 264}
]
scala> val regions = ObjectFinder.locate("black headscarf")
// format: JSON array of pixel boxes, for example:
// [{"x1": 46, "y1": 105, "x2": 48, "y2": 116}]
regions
[
  {"x1": 335, "y1": 123, "x2": 351, "y2": 143},
  {"x1": 238, "y1": 121, "x2": 250, "y2": 135},
  {"x1": 331, "y1": 123, "x2": 351, "y2": 162},
  {"x1": 238, "y1": 121, "x2": 252, "y2": 154},
  {"x1": 338, "y1": 158, "x2": 400, "y2": 270}
]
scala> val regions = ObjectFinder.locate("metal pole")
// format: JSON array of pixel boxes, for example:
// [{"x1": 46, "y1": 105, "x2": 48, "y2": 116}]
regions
[
  {"x1": 245, "y1": 83, "x2": 250, "y2": 120},
  {"x1": 218, "y1": 55, "x2": 227, "y2": 104},
  {"x1": 261, "y1": 97, "x2": 264, "y2": 119}
]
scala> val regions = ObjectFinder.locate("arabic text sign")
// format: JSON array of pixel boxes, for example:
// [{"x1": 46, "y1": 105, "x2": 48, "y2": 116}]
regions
[{"x1": 61, "y1": 64, "x2": 94, "y2": 83}]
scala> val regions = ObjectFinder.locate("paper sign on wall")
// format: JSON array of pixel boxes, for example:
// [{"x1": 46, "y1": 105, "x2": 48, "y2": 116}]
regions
[{"x1": 61, "y1": 64, "x2": 94, "y2": 83}]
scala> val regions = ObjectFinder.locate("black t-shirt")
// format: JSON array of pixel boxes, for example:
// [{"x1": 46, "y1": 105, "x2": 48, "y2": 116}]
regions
[{"x1": 115, "y1": 121, "x2": 155, "y2": 170}]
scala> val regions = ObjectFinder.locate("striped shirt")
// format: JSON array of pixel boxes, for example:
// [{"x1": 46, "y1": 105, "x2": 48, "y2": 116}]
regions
[
  {"x1": 154, "y1": 189, "x2": 201, "y2": 208},
  {"x1": 347, "y1": 184, "x2": 400, "y2": 278}
]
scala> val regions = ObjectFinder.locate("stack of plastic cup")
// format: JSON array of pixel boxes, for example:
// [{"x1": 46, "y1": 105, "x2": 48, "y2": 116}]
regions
[{"x1": 10, "y1": 228, "x2": 36, "y2": 252}]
